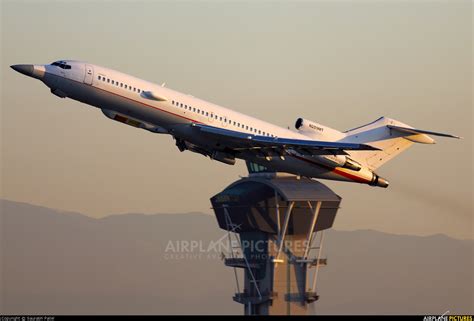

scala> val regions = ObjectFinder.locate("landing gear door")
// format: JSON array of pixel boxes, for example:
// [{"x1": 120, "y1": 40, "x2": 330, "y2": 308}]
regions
[{"x1": 84, "y1": 64, "x2": 94, "y2": 85}]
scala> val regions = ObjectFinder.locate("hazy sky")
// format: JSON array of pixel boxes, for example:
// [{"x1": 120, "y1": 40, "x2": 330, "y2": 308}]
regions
[{"x1": 1, "y1": 0, "x2": 472, "y2": 239}]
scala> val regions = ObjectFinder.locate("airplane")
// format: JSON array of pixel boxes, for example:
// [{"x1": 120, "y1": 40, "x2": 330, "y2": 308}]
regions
[{"x1": 10, "y1": 60, "x2": 461, "y2": 188}]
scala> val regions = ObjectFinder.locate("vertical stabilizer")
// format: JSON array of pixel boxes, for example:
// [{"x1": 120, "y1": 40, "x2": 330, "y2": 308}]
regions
[{"x1": 341, "y1": 117, "x2": 432, "y2": 170}]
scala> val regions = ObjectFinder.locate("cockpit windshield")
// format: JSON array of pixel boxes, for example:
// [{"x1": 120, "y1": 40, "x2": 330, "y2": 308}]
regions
[{"x1": 51, "y1": 61, "x2": 71, "y2": 69}]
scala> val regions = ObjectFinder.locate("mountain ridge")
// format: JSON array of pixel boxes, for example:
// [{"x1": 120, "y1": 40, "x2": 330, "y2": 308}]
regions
[
  {"x1": 1, "y1": 199, "x2": 472, "y2": 314},
  {"x1": 2, "y1": 199, "x2": 470, "y2": 241}
]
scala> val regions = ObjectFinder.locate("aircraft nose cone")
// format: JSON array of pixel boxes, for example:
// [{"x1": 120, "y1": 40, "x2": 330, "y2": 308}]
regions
[{"x1": 10, "y1": 64, "x2": 34, "y2": 77}]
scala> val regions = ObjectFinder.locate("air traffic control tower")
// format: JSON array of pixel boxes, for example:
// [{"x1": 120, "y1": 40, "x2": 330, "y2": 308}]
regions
[{"x1": 210, "y1": 162, "x2": 341, "y2": 315}]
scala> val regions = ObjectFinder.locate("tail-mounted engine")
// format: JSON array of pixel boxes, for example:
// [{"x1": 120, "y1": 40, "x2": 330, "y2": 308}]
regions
[
  {"x1": 313, "y1": 154, "x2": 362, "y2": 171},
  {"x1": 295, "y1": 118, "x2": 345, "y2": 141},
  {"x1": 295, "y1": 118, "x2": 359, "y2": 170}
]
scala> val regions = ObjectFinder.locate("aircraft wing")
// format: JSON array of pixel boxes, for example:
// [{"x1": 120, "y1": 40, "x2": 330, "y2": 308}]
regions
[{"x1": 192, "y1": 123, "x2": 379, "y2": 156}]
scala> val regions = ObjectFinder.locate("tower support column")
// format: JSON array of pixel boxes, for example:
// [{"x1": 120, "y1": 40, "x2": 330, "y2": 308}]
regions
[{"x1": 211, "y1": 175, "x2": 341, "y2": 315}]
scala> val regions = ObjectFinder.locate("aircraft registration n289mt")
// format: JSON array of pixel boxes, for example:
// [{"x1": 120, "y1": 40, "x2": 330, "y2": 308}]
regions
[{"x1": 11, "y1": 60, "x2": 461, "y2": 188}]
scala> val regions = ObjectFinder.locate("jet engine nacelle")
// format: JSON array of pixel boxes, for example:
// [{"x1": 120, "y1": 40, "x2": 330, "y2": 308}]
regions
[
  {"x1": 313, "y1": 154, "x2": 362, "y2": 171},
  {"x1": 101, "y1": 109, "x2": 168, "y2": 134},
  {"x1": 295, "y1": 118, "x2": 345, "y2": 141}
]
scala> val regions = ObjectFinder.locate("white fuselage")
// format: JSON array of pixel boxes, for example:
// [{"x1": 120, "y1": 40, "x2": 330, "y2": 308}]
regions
[{"x1": 13, "y1": 60, "x2": 382, "y2": 186}]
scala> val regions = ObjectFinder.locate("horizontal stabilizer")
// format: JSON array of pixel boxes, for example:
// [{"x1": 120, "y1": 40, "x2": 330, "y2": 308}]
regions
[{"x1": 387, "y1": 125, "x2": 461, "y2": 139}]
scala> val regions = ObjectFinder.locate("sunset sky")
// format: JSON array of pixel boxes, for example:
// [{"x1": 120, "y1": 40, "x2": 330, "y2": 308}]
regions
[{"x1": 1, "y1": 0, "x2": 472, "y2": 239}]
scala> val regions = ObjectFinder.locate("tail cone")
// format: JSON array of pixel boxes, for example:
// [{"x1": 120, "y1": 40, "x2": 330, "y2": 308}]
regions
[{"x1": 370, "y1": 174, "x2": 389, "y2": 188}]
